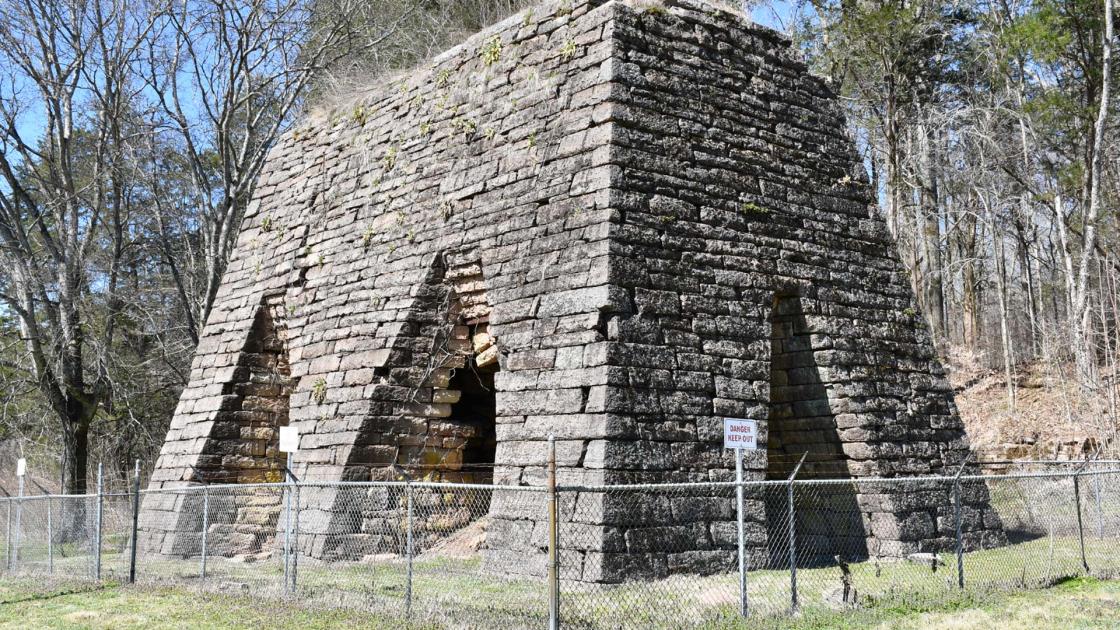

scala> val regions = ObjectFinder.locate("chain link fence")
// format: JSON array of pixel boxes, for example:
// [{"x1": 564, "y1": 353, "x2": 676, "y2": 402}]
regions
[{"x1": 0, "y1": 459, "x2": 1117, "y2": 628}]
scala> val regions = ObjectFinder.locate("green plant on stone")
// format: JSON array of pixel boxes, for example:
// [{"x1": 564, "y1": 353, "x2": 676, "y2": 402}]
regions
[
  {"x1": 351, "y1": 105, "x2": 368, "y2": 125},
  {"x1": 419, "y1": 120, "x2": 432, "y2": 136},
  {"x1": 311, "y1": 377, "x2": 328, "y2": 405},
  {"x1": 382, "y1": 145, "x2": 398, "y2": 171},
  {"x1": 361, "y1": 225, "x2": 376, "y2": 248},
  {"x1": 560, "y1": 37, "x2": 578, "y2": 61},
  {"x1": 396, "y1": 211, "x2": 406, "y2": 226},
  {"x1": 440, "y1": 200, "x2": 454, "y2": 220},
  {"x1": 435, "y1": 68, "x2": 452, "y2": 89},
  {"x1": 484, "y1": 126, "x2": 496, "y2": 141},
  {"x1": 452, "y1": 117, "x2": 477, "y2": 136},
  {"x1": 480, "y1": 36, "x2": 502, "y2": 66},
  {"x1": 659, "y1": 214, "x2": 677, "y2": 225},
  {"x1": 260, "y1": 214, "x2": 273, "y2": 232},
  {"x1": 528, "y1": 130, "x2": 538, "y2": 148},
  {"x1": 740, "y1": 201, "x2": 769, "y2": 215}
]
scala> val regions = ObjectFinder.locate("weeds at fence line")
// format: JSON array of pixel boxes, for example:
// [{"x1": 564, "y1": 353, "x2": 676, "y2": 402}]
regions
[{"x1": 0, "y1": 463, "x2": 1117, "y2": 629}]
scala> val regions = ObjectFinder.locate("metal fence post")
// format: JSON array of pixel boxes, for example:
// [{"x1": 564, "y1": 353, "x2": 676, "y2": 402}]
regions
[
  {"x1": 953, "y1": 458, "x2": 968, "y2": 590},
  {"x1": 735, "y1": 446, "x2": 748, "y2": 618},
  {"x1": 46, "y1": 494, "x2": 53, "y2": 575},
  {"x1": 3, "y1": 500, "x2": 8, "y2": 573},
  {"x1": 1094, "y1": 471, "x2": 1104, "y2": 539},
  {"x1": 405, "y1": 482, "x2": 414, "y2": 617},
  {"x1": 787, "y1": 452, "x2": 807, "y2": 614},
  {"x1": 200, "y1": 487, "x2": 209, "y2": 580},
  {"x1": 14, "y1": 474, "x2": 23, "y2": 572},
  {"x1": 1074, "y1": 469, "x2": 1089, "y2": 573},
  {"x1": 129, "y1": 460, "x2": 141, "y2": 584},
  {"x1": 292, "y1": 482, "x2": 300, "y2": 591},
  {"x1": 95, "y1": 462, "x2": 103, "y2": 581},
  {"x1": 283, "y1": 453, "x2": 292, "y2": 594},
  {"x1": 548, "y1": 435, "x2": 560, "y2": 630}
]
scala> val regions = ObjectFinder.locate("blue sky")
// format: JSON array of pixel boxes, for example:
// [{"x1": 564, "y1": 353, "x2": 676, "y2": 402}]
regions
[{"x1": 753, "y1": 0, "x2": 798, "y2": 32}]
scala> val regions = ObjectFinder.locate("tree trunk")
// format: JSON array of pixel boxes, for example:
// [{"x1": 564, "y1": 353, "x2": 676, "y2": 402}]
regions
[
  {"x1": 920, "y1": 125, "x2": 946, "y2": 345},
  {"x1": 1071, "y1": 0, "x2": 1113, "y2": 384},
  {"x1": 62, "y1": 418, "x2": 91, "y2": 496}
]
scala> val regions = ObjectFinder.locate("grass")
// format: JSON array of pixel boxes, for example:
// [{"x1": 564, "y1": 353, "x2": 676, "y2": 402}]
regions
[
  {"x1": 0, "y1": 575, "x2": 1118, "y2": 629},
  {"x1": 0, "y1": 577, "x2": 426, "y2": 629},
  {"x1": 3, "y1": 475, "x2": 1118, "y2": 628},
  {"x1": 5, "y1": 512, "x2": 1120, "y2": 629}
]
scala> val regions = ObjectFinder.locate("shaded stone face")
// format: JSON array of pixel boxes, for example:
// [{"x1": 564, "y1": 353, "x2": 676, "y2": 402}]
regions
[{"x1": 139, "y1": 0, "x2": 1004, "y2": 581}]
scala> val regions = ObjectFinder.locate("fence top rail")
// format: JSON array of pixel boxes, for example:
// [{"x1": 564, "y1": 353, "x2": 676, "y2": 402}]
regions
[
  {"x1": 5, "y1": 466, "x2": 1119, "y2": 500},
  {"x1": 137, "y1": 479, "x2": 547, "y2": 496},
  {"x1": 555, "y1": 466, "x2": 1120, "y2": 492},
  {"x1": 0, "y1": 492, "x2": 95, "y2": 500},
  {"x1": 992, "y1": 459, "x2": 1120, "y2": 465}
]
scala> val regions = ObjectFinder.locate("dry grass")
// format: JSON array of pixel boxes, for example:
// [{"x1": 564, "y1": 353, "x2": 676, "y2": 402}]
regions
[
  {"x1": 951, "y1": 358, "x2": 1116, "y2": 461},
  {"x1": 1, "y1": 575, "x2": 1118, "y2": 629}
]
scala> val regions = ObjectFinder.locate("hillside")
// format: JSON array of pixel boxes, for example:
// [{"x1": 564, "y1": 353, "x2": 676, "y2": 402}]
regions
[{"x1": 952, "y1": 360, "x2": 1116, "y2": 463}]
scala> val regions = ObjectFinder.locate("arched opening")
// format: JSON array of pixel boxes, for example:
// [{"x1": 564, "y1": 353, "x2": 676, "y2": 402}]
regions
[
  {"x1": 395, "y1": 256, "x2": 499, "y2": 488},
  {"x1": 228, "y1": 300, "x2": 293, "y2": 484},
  {"x1": 198, "y1": 298, "x2": 294, "y2": 556},
  {"x1": 445, "y1": 323, "x2": 499, "y2": 485},
  {"x1": 764, "y1": 294, "x2": 868, "y2": 566}
]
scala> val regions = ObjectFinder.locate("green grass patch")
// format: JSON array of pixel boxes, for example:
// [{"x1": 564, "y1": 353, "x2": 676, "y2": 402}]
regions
[{"x1": 0, "y1": 576, "x2": 1118, "y2": 629}]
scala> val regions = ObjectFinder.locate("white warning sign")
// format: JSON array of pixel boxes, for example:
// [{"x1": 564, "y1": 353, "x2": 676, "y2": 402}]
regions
[{"x1": 723, "y1": 418, "x2": 758, "y2": 450}]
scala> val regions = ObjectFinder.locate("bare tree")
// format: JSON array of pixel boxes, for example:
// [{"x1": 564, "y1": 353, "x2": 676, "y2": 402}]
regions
[
  {"x1": 1068, "y1": 0, "x2": 1113, "y2": 384},
  {"x1": 0, "y1": 0, "x2": 154, "y2": 493},
  {"x1": 143, "y1": 0, "x2": 404, "y2": 341}
]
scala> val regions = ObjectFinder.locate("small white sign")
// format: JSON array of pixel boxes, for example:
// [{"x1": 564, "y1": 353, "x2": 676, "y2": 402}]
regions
[
  {"x1": 723, "y1": 418, "x2": 758, "y2": 450},
  {"x1": 15, "y1": 458, "x2": 26, "y2": 477},
  {"x1": 279, "y1": 426, "x2": 300, "y2": 453}
]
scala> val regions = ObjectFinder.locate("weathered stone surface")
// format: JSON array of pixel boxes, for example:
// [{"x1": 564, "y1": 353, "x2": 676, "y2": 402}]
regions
[{"x1": 140, "y1": 0, "x2": 1003, "y2": 581}]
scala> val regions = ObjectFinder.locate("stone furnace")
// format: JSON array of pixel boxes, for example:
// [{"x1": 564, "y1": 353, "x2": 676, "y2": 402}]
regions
[{"x1": 140, "y1": 0, "x2": 1004, "y2": 582}]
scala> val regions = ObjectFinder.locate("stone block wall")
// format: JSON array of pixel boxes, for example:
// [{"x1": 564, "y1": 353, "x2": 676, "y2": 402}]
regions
[{"x1": 140, "y1": 0, "x2": 1004, "y2": 581}]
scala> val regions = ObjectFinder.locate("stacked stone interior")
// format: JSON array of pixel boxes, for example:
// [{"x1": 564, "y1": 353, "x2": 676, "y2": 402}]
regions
[
  {"x1": 141, "y1": 0, "x2": 1005, "y2": 579},
  {"x1": 192, "y1": 299, "x2": 295, "y2": 557},
  {"x1": 218, "y1": 300, "x2": 291, "y2": 553},
  {"x1": 399, "y1": 258, "x2": 499, "y2": 485},
  {"x1": 764, "y1": 294, "x2": 867, "y2": 566}
]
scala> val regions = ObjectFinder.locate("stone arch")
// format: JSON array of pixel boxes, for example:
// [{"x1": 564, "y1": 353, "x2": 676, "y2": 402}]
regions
[
  {"x1": 764, "y1": 293, "x2": 868, "y2": 565},
  {"x1": 203, "y1": 295, "x2": 294, "y2": 484},
  {"x1": 397, "y1": 253, "x2": 500, "y2": 485},
  {"x1": 199, "y1": 295, "x2": 295, "y2": 556},
  {"x1": 307, "y1": 254, "x2": 501, "y2": 560}
]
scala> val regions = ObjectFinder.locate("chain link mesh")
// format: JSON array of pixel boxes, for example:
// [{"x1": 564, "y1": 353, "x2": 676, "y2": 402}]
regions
[{"x1": 0, "y1": 468, "x2": 1116, "y2": 628}]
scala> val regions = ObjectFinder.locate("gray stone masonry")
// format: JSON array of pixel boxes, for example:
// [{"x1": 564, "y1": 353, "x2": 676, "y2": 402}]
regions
[{"x1": 139, "y1": 0, "x2": 1005, "y2": 582}]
